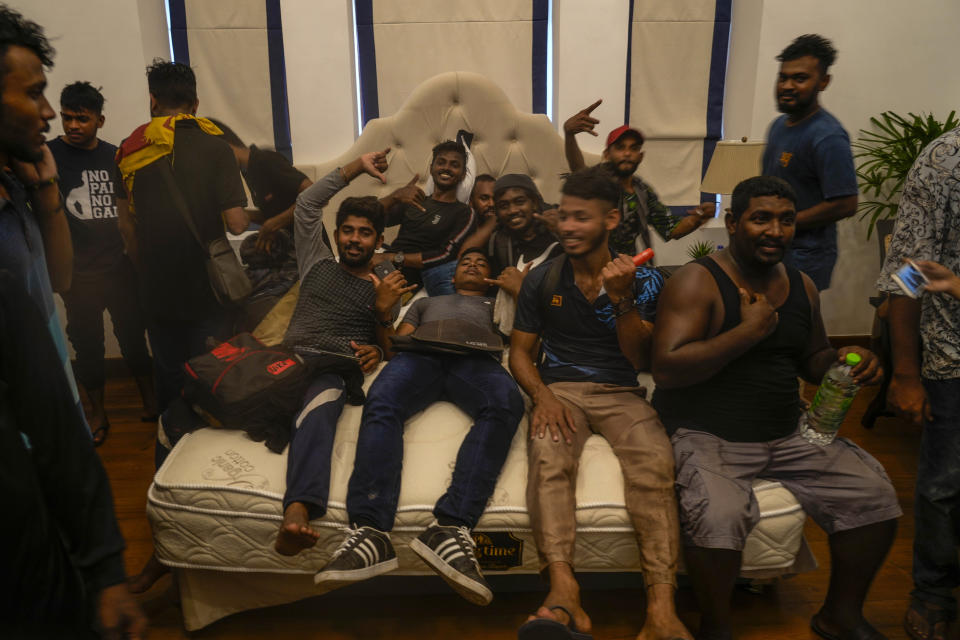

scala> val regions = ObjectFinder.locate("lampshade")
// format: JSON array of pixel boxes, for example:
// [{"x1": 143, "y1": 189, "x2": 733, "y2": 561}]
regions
[{"x1": 700, "y1": 140, "x2": 766, "y2": 194}]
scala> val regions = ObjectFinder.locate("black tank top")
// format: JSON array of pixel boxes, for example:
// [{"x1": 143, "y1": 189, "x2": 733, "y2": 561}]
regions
[{"x1": 652, "y1": 257, "x2": 811, "y2": 442}]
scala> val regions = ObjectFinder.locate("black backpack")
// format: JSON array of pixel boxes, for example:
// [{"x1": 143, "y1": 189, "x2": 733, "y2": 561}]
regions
[{"x1": 182, "y1": 333, "x2": 310, "y2": 452}]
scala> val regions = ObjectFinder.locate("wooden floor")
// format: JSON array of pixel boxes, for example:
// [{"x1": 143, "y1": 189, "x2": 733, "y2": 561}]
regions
[{"x1": 96, "y1": 377, "x2": 923, "y2": 639}]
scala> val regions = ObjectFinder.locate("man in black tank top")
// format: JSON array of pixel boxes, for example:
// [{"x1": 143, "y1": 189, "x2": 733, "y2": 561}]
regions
[{"x1": 652, "y1": 177, "x2": 900, "y2": 640}]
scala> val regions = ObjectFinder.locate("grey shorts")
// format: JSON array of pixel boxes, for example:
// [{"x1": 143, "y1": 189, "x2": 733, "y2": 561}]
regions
[{"x1": 671, "y1": 427, "x2": 902, "y2": 550}]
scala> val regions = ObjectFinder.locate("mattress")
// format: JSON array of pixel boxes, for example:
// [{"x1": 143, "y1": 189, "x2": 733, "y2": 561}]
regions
[{"x1": 147, "y1": 371, "x2": 811, "y2": 580}]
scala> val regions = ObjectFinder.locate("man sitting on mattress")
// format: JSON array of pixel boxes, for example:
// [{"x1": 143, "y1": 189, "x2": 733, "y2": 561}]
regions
[
  {"x1": 275, "y1": 149, "x2": 419, "y2": 556},
  {"x1": 462, "y1": 173, "x2": 563, "y2": 335},
  {"x1": 509, "y1": 166, "x2": 691, "y2": 640},
  {"x1": 315, "y1": 249, "x2": 523, "y2": 607},
  {"x1": 374, "y1": 140, "x2": 476, "y2": 296}
]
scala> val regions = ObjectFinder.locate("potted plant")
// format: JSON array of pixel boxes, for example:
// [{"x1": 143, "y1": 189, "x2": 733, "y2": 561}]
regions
[
  {"x1": 687, "y1": 240, "x2": 716, "y2": 260},
  {"x1": 854, "y1": 110, "x2": 958, "y2": 238}
]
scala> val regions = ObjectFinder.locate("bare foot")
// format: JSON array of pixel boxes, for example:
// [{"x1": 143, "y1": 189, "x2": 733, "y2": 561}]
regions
[
  {"x1": 127, "y1": 553, "x2": 169, "y2": 594},
  {"x1": 275, "y1": 502, "x2": 320, "y2": 556},
  {"x1": 637, "y1": 583, "x2": 693, "y2": 640}
]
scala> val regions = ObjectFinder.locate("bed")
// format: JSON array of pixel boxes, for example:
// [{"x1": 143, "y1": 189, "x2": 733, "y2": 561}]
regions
[{"x1": 146, "y1": 71, "x2": 814, "y2": 631}]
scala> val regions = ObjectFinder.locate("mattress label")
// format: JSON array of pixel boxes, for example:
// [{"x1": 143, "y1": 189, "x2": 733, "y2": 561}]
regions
[{"x1": 472, "y1": 532, "x2": 523, "y2": 571}]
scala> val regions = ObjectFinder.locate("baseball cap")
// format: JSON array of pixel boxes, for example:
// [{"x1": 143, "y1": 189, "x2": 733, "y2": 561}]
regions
[{"x1": 606, "y1": 125, "x2": 645, "y2": 148}]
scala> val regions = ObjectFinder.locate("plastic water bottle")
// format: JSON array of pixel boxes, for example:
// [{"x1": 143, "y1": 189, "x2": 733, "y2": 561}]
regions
[{"x1": 799, "y1": 353, "x2": 862, "y2": 446}]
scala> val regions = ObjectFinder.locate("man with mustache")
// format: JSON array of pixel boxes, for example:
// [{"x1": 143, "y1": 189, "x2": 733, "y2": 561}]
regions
[
  {"x1": 761, "y1": 34, "x2": 858, "y2": 291},
  {"x1": 510, "y1": 166, "x2": 690, "y2": 640},
  {"x1": 276, "y1": 148, "x2": 416, "y2": 556},
  {"x1": 316, "y1": 249, "x2": 523, "y2": 606},
  {"x1": 652, "y1": 176, "x2": 899, "y2": 640},
  {"x1": 462, "y1": 174, "x2": 562, "y2": 299},
  {"x1": 376, "y1": 140, "x2": 476, "y2": 296},
  {"x1": 564, "y1": 100, "x2": 714, "y2": 258}
]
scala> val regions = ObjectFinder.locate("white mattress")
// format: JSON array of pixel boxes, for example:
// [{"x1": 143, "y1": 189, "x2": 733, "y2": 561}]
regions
[{"x1": 147, "y1": 369, "x2": 811, "y2": 579}]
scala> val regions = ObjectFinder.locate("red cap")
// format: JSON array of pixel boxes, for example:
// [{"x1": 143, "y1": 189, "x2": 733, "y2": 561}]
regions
[{"x1": 606, "y1": 124, "x2": 645, "y2": 148}]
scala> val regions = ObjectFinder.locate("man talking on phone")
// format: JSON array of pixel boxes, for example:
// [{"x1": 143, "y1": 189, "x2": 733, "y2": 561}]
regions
[{"x1": 275, "y1": 149, "x2": 418, "y2": 556}]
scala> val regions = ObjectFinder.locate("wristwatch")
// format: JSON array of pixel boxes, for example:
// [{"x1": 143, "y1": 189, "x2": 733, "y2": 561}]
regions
[{"x1": 392, "y1": 251, "x2": 405, "y2": 268}]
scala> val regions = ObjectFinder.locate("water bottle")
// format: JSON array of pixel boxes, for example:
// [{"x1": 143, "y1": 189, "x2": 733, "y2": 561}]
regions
[{"x1": 799, "y1": 353, "x2": 862, "y2": 446}]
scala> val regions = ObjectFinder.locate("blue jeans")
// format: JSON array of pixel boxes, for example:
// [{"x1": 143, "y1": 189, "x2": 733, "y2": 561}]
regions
[
  {"x1": 420, "y1": 261, "x2": 457, "y2": 297},
  {"x1": 284, "y1": 374, "x2": 346, "y2": 519},
  {"x1": 346, "y1": 351, "x2": 523, "y2": 531},
  {"x1": 913, "y1": 377, "x2": 960, "y2": 612},
  {"x1": 784, "y1": 245, "x2": 836, "y2": 291}
]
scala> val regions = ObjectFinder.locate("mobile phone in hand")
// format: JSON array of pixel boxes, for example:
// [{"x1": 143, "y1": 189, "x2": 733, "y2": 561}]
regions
[
  {"x1": 892, "y1": 259, "x2": 930, "y2": 298},
  {"x1": 373, "y1": 260, "x2": 396, "y2": 281}
]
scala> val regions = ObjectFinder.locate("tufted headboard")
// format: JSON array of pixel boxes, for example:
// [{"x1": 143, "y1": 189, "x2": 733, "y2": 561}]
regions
[{"x1": 295, "y1": 71, "x2": 601, "y2": 246}]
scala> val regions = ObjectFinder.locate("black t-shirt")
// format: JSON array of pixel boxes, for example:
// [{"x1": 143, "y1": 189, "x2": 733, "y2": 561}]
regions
[
  {"x1": 513, "y1": 255, "x2": 664, "y2": 387},
  {"x1": 244, "y1": 145, "x2": 308, "y2": 219},
  {"x1": 118, "y1": 119, "x2": 246, "y2": 323},
  {"x1": 488, "y1": 224, "x2": 562, "y2": 276},
  {"x1": 387, "y1": 198, "x2": 475, "y2": 267},
  {"x1": 48, "y1": 137, "x2": 125, "y2": 277}
]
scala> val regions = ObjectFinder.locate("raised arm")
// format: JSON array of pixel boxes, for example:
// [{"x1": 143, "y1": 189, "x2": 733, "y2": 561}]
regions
[
  {"x1": 652, "y1": 262, "x2": 777, "y2": 388},
  {"x1": 563, "y1": 99, "x2": 602, "y2": 172},
  {"x1": 295, "y1": 149, "x2": 389, "y2": 275}
]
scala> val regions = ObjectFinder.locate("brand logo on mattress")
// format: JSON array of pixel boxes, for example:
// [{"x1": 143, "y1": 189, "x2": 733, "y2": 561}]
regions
[
  {"x1": 472, "y1": 532, "x2": 523, "y2": 571},
  {"x1": 200, "y1": 449, "x2": 270, "y2": 490}
]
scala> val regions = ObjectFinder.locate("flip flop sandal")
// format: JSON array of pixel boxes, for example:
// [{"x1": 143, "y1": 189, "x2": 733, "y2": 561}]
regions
[
  {"x1": 92, "y1": 422, "x2": 110, "y2": 447},
  {"x1": 518, "y1": 606, "x2": 593, "y2": 640},
  {"x1": 810, "y1": 612, "x2": 886, "y2": 640},
  {"x1": 904, "y1": 600, "x2": 954, "y2": 640}
]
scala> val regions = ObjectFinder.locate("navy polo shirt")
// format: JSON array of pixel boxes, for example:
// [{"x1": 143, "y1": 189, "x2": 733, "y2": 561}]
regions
[{"x1": 513, "y1": 254, "x2": 663, "y2": 387}]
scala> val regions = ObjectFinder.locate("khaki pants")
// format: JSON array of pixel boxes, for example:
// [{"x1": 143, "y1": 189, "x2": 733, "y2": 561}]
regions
[{"x1": 526, "y1": 382, "x2": 679, "y2": 587}]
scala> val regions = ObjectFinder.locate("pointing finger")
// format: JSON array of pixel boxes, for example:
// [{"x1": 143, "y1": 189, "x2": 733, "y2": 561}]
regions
[{"x1": 584, "y1": 99, "x2": 602, "y2": 114}]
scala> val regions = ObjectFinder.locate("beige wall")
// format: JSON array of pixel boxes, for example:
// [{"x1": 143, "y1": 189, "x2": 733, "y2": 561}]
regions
[
  {"x1": 732, "y1": 0, "x2": 960, "y2": 335},
  {"x1": 10, "y1": 0, "x2": 960, "y2": 353}
]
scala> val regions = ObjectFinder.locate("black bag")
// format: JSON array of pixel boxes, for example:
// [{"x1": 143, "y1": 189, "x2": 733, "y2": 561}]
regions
[
  {"x1": 183, "y1": 333, "x2": 309, "y2": 452},
  {"x1": 160, "y1": 157, "x2": 252, "y2": 307}
]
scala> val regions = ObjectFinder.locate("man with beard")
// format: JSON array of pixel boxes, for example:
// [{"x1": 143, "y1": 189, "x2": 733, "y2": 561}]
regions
[
  {"x1": 652, "y1": 176, "x2": 899, "y2": 640},
  {"x1": 275, "y1": 148, "x2": 418, "y2": 556},
  {"x1": 762, "y1": 34, "x2": 858, "y2": 291},
  {"x1": 49, "y1": 81, "x2": 156, "y2": 445},
  {"x1": 510, "y1": 166, "x2": 690, "y2": 640},
  {"x1": 376, "y1": 140, "x2": 476, "y2": 295},
  {"x1": 316, "y1": 249, "x2": 523, "y2": 606},
  {"x1": 469, "y1": 173, "x2": 496, "y2": 220},
  {"x1": 564, "y1": 100, "x2": 714, "y2": 257},
  {"x1": 0, "y1": 6, "x2": 146, "y2": 637}
]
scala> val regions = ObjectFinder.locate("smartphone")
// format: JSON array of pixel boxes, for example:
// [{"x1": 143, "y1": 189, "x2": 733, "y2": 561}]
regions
[
  {"x1": 891, "y1": 259, "x2": 930, "y2": 298},
  {"x1": 373, "y1": 260, "x2": 396, "y2": 281}
]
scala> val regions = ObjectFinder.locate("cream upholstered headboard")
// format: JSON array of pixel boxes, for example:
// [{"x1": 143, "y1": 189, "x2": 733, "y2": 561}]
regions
[{"x1": 295, "y1": 71, "x2": 600, "y2": 245}]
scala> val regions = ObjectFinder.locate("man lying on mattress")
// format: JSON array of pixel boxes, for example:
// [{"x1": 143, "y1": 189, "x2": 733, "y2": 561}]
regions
[
  {"x1": 275, "y1": 148, "x2": 420, "y2": 556},
  {"x1": 314, "y1": 248, "x2": 524, "y2": 606},
  {"x1": 509, "y1": 166, "x2": 692, "y2": 640}
]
